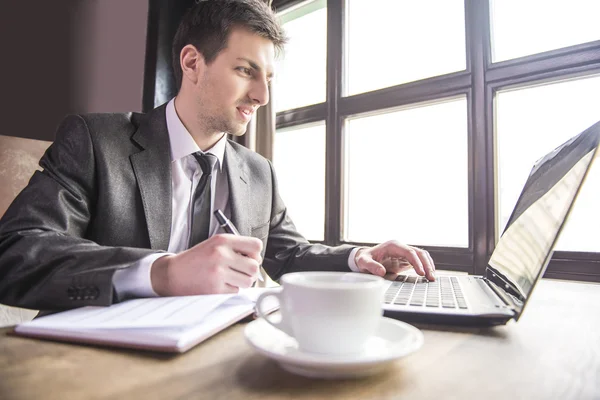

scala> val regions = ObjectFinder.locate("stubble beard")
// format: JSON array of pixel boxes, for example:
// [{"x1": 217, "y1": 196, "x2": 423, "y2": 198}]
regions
[
  {"x1": 193, "y1": 78, "x2": 247, "y2": 137},
  {"x1": 203, "y1": 113, "x2": 244, "y2": 136},
  {"x1": 195, "y1": 105, "x2": 247, "y2": 138}
]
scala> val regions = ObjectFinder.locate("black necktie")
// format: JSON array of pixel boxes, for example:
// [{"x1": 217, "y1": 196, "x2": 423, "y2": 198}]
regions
[{"x1": 188, "y1": 152, "x2": 218, "y2": 248}]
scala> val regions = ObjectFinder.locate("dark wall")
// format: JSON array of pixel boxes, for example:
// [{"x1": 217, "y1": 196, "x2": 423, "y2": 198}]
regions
[{"x1": 0, "y1": 0, "x2": 148, "y2": 142}]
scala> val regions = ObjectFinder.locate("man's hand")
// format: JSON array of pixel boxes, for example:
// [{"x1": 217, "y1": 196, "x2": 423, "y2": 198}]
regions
[
  {"x1": 150, "y1": 234, "x2": 263, "y2": 296},
  {"x1": 354, "y1": 240, "x2": 436, "y2": 281}
]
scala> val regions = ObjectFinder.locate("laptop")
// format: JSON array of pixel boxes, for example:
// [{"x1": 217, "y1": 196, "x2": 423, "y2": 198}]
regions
[{"x1": 382, "y1": 119, "x2": 600, "y2": 326}]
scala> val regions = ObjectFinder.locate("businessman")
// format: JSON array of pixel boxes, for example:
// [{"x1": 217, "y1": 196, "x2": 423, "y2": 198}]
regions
[{"x1": 0, "y1": 0, "x2": 435, "y2": 311}]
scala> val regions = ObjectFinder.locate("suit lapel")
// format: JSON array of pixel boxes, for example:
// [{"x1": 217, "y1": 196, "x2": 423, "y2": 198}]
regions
[
  {"x1": 224, "y1": 142, "x2": 251, "y2": 236},
  {"x1": 129, "y1": 104, "x2": 172, "y2": 250}
]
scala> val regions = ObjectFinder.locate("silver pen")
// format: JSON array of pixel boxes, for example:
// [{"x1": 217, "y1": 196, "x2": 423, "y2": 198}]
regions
[
  {"x1": 214, "y1": 209, "x2": 264, "y2": 282},
  {"x1": 214, "y1": 209, "x2": 240, "y2": 235}
]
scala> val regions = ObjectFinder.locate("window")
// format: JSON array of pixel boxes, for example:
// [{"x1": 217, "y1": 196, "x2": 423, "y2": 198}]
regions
[
  {"x1": 496, "y1": 75, "x2": 600, "y2": 252},
  {"x1": 344, "y1": 98, "x2": 468, "y2": 247},
  {"x1": 346, "y1": 0, "x2": 466, "y2": 95},
  {"x1": 273, "y1": 122, "x2": 326, "y2": 241},
  {"x1": 490, "y1": 0, "x2": 600, "y2": 62},
  {"x1": 274, "y1": 0, "x2": 327, "y2": 112},
  {"x1": 273, "y1": 0, "x2": 600, "y2": 282}
]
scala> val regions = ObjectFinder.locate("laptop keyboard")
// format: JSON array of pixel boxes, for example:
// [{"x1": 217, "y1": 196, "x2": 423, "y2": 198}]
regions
[{"x1": 384, "y1": 275, "x2": 468, "y2": 309}]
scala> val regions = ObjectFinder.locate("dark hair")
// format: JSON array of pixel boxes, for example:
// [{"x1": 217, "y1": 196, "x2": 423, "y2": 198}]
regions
[{"x1": 171, "y1": 0, "x2": 287, "y2": 90}]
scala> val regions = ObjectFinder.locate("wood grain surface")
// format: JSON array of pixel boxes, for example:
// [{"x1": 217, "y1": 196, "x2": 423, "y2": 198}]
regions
[{"x1": 1, "y1": 279, "x2": 598, "y2": 400}]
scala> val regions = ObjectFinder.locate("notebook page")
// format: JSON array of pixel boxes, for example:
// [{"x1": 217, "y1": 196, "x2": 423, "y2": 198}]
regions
[{"x1": 21, "y1": 294, "x2": 244, "y2": 329}]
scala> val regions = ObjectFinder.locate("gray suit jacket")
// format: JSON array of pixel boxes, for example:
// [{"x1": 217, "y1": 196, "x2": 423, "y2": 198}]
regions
[{"x1": 0, "y1": 104, "x2": 353, "y2": 311}]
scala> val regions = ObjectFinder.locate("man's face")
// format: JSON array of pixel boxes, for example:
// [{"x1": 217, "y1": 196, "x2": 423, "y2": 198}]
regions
[{"x1": 193, "y1": 28, "x2": 275, "y2": 136}]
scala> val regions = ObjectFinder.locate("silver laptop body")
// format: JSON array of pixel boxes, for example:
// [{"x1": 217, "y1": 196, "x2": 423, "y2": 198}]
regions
[{"x1": 382, "y1": 120, "x2": 600, "y2": 326}]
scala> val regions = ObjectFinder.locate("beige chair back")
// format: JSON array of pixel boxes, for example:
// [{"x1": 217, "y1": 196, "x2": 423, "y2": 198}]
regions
[{"x1": 0, "y1": 135, "x2": 52, "y2": 327}]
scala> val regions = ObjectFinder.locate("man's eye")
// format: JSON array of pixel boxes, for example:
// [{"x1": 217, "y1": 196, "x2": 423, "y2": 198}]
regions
[{"x1": 237, "y1": 67, "x2": 252, "y2": 76}]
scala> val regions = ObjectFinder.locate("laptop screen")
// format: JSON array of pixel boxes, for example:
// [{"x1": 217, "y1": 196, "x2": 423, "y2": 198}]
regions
[{"x1": 486, "y1": 121, "x2": 600, "y2": 316}]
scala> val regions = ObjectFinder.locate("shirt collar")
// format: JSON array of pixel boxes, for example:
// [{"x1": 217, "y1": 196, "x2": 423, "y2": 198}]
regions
[{"x1": 165, "y1": 98, "x2": 227, "y2": 171}]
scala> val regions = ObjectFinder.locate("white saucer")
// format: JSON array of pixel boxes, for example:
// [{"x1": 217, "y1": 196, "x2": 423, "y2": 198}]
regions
[{"x1": 244, "y1": 316, "x2": 424, "y2": 379}]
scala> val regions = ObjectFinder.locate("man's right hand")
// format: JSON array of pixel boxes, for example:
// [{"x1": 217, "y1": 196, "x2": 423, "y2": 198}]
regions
[{"x1": 150, "y1": 234, "x2": 263, "y2": 296}]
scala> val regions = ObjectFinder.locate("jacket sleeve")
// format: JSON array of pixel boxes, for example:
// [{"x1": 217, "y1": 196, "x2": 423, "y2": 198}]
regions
[
  {"x1": 0, "y1": 115, "x2": 157, "y2": 311},
  {"x1": 262, "y1": 160, "x2": 355, "y2": 280}
]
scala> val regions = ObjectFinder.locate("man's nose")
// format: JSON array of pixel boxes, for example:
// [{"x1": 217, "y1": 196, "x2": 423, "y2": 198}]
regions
[{"x1": 249, "y1": 78, "x2": 269, "y2": 106}]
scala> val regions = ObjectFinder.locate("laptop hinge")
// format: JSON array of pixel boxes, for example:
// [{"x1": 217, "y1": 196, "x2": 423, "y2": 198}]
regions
[
  {"x1": 483, "y1": 275, "x2": 523, "y2": 312},
  {"x1": 485, "y1": 267, "x2": 526, "y2": 302}
]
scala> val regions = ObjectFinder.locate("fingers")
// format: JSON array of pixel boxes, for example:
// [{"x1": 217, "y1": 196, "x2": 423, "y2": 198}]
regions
[
  {"x1": 407, "y1": 246, "x2": 436, "y2": 281},
  {"x1": 370, "y1": 241, "x2": 436, "y2": 281},
  {"x1": 224, "y1": 265, "x2": 257, "y2": 289},
  {"x1": 379, "y1": 241, "x2": 424, "y2": 276},
  {"x1": 381, "y1": 257, "x2": 412, "y2": 274},
  {"x1": 228, "y1": 252, "x2": 260, "y2": 284},
  {"x1": 212, "y1": 234, "x2": 263, "y2": 264},
  {"x1": 223, "y1": 284, "x2": 240, "y2": 294},
  {"x1": 209, "y1": 234, "x2": 261, "y2": 286},
  {"x1": 169, "y1": 234, "x2": 263, "y2": 294},
  {"x1": 358, "y1": 257, "x2": 387, "y2": 277},
  {"x1": 423, "y1": 250, "x2": 436, "y2": 278},
  {"x1": 410, "y1": 246, "x2": 435, "y2": 281}
]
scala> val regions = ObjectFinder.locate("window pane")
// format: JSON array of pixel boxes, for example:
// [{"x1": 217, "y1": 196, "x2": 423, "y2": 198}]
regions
[
  {"x1": 273, "y1": 122, "x2": 326, "y2": 241},
  {"x1": 496, "y1": 75, "x2": 600, "y2": 252},
  {"x1": 274, "y1": 0, "x2": 326, "y2": 112},
  {"x1": 346, "y1": 0, "x2": 466, "y2": 96},
  {"x1": 344, "y1": 98, "x2": 469, "y2": 246},
  {"x1": 490, "y1": 0, "x2": 600, "y2": 62}
]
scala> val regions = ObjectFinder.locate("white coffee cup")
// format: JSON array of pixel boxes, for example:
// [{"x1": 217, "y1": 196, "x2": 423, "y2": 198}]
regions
[{"x1": 255, "y1": 271, "x2": 385, "y2": 356}]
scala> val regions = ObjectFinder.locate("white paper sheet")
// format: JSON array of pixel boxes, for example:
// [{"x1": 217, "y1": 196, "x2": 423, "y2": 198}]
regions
[{"x1": 23, "y1": 290, "x2": 270, "y2": 330}]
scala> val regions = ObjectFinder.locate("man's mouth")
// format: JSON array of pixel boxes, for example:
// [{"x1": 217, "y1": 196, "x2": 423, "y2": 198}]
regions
[{"x1": 237, "y1": 107, "x2": 255, "y2": 122}]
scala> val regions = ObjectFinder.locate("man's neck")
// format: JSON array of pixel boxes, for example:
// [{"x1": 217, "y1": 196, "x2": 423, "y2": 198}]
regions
[{"x1": 173, "y1": 96, "x2": 225, "y2": 151}]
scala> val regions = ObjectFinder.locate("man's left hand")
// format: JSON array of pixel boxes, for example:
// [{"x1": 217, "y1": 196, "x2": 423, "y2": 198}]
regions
[{"x1": 354, "y1": 240, "x2": 436, "y2": 281}]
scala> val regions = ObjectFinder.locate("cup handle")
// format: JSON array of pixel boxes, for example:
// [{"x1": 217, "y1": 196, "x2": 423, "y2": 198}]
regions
[{"x1": 255, "y1": 290, "x2": 293, "y2": 337}]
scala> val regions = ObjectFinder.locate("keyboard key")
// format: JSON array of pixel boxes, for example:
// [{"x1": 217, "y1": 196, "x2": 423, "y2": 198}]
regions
[{"x1": 384, "y1": 275, "x2": 469, "y2": 310}]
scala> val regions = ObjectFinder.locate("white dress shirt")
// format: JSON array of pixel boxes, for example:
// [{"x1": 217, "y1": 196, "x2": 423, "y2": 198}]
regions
[{"x1": 113, "y1": 98, "x2": 360, "y2": 299}]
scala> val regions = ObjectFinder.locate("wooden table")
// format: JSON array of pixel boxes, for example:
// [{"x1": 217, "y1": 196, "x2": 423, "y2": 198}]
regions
[{"x1": 1, "y1": 279, "x2": 599, "y2": 400}]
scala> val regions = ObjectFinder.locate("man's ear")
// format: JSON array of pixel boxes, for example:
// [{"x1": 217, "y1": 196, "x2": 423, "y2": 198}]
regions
[{"x1": 180, "y1": 44, "x2": 205, "y2": 85}]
